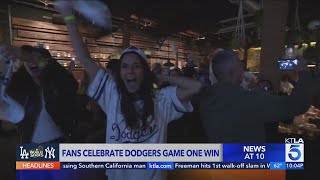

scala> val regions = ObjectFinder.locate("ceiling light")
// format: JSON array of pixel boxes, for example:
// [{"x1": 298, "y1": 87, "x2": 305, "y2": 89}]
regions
[{"x1": 163, "y1": 59, "x2": 174, "y2": 67}]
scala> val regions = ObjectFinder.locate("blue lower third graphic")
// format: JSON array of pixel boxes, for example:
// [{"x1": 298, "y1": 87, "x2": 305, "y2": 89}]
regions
[
  {"x1": 147, "y1": 162, "x2": 174, "y2": 170},
  {"x1": 270, "y1": 162, "x2": 286, "y2": 170}
]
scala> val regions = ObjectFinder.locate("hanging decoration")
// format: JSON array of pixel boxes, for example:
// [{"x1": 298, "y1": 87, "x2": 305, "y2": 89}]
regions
[
  {"x1": 256, "y1": 0, "x2": 263, "y2": 40},
  {"x1": 186, "y1": 51, "x2": 196, "y2": 68},
  {"x1": 284, "y1": 0, "x2": 304, "y2": 58},
  {"x1": 163, "y1": 59, "x2": 174, "y2": 67},
  {"x1": 294, "y1": 0, "x2": 302, "y2": 48},
  {"x1": 171, "y1": 43, "x2": 178, "y2": 68},
  {"x1": 155, "y1": 35, "x2": 167, "y2": 49},
  {"x1": 231, "y1": 0, "x2": 246, "y2": 49},
  {"x1": 239, "y1": 0, "x2": 263, "y2": 48},
  {"x1": 163, "y1": 43, "x2": 174, "y2": 68},
  {"x1": 286, "y1": 0, "x2": 303, "y2": 49}
]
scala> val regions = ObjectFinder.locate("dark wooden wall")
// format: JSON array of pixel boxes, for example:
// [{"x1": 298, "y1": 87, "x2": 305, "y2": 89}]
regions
[{"x1": 11, "y1": 11, "x2": 206, "y2": 81}]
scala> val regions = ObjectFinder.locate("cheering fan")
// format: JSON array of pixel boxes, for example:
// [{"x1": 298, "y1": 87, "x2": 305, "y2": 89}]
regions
[{"x1": 0, "y1": 46, "x2": 25, "y2": 123}]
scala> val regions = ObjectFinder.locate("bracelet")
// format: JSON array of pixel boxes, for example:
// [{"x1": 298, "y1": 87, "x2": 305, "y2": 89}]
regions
[
  {"x1": 38, "y1": 59, "x2": 48, "y2": 69},
  {"x1": 64, "y1": 15, "x2": 75, "y2": 22}
]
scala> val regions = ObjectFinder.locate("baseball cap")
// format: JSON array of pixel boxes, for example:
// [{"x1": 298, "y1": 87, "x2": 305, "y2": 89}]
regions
[{"x1": 120, "y1": 46, "x2": 147, "y2": 61}]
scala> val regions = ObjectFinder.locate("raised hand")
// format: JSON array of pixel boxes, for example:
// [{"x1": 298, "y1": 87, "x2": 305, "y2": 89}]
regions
[
  {"x1": 0, "y1": 45, "x2": 21, "y2": 62},
  {"x1": 0, "y1": 45, "x2": 19, "y2": 87},
  {"x1": 0, "y1": 45, "x2": 25, "y2": 123}
]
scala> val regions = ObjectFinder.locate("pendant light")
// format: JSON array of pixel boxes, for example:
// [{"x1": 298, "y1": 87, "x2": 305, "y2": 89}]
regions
[{"x1": 163, "y1": 43, "x2": 174, "y2": 67}]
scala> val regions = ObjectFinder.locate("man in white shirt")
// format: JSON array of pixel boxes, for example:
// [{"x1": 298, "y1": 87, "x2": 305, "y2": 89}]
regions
[{"x1": 280, "y1": 75, "x2": 294, "y2": 95}]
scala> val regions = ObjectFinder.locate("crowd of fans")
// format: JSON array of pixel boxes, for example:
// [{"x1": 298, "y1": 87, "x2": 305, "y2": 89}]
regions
[{"x1": 1, "y1": 45, "x2": 319, "y2": 180}]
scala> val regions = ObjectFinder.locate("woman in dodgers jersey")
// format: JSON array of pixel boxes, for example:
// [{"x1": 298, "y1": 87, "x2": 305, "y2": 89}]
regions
[{"x1": 55, "y1": 1, "x2": 201, "y2": 180}]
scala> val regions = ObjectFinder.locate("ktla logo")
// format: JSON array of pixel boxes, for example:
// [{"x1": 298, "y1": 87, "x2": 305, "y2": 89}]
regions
[{"x1": 285, "y1": 138, "x2": 304, "y2": 162}]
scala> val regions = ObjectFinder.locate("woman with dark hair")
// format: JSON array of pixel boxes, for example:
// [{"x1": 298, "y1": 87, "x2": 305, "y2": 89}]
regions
[
  {"x1": 2, "y1": 45, "x2": 80, "y2": 143},
  {"x1": 0, "y1": 45, "x2": 86, "y2": 180},
  {"x1": 56, "y1": 2, "x2": 201, "y2": 180},
  {"x1": 111, "y1": 47, "x2": 159, "y2": 130}
]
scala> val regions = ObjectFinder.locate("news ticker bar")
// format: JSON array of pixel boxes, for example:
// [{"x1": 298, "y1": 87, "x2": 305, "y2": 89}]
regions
[
  {"x1": 16, "y1": 162, "x2": 304, "y2": 170},
  {"x1": 18, "y1": 143, "x2": 304, "y2": 162}
]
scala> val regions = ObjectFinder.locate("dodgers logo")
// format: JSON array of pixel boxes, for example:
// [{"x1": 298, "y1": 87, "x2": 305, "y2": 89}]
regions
[{"x1": 20, "y1": 146, "x2": 29, "y2": 159}]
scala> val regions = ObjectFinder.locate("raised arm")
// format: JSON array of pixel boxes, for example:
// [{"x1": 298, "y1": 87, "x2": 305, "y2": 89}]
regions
[
  {"x1": 55, "y1": 0, "x2": 99, "y2": 82},
  {"x1": 158, "y1": 74, "x2": 202, "y2": 104},
  {"x1": 0, "y1": 46, "x2": 25, "y2": 123}
]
